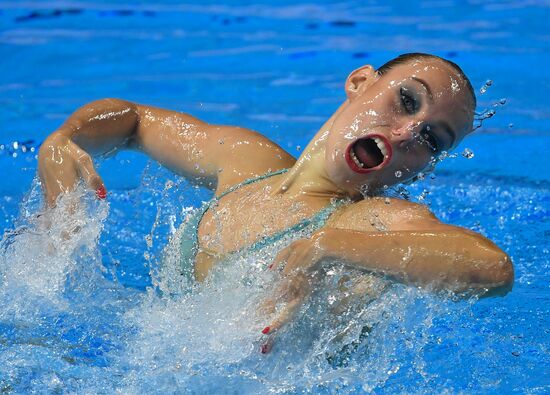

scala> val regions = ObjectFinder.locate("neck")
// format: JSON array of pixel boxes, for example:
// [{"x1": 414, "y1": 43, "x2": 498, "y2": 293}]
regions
[{"x1": 272, "y1": 104, "x2": 353, "y2": 201}]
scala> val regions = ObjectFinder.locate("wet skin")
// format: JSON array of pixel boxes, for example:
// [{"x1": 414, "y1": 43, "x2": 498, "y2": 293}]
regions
[
  {"x1": 37, "y1": 57, "x2": 512, "y2": 345},
  {"x1": 322, "y1": 60, "x2": 474, "y2": 196}
]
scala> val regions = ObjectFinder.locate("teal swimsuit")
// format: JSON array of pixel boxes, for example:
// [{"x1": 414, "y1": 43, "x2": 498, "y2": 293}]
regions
[{"x1": 178, "y1": 168, "x2": 345, "y2": 279}]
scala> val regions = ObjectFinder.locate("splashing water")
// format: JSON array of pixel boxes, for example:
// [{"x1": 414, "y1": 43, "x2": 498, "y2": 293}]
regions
[
  {"x1": 479, "y1": 79, "x2": 493, "y2": 95},
  {"x1": 0, "y1": 168, "x2": 531, "y2": 394},
  {"x1": 461, "y1": 148, "x2": 475, "y2": 159}
]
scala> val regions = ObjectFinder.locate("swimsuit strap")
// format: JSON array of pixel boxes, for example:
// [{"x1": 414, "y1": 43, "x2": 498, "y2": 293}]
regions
[
  {"x1": 242, "y1": 198, "x2": 346, "y2": 254},
  {"x1": 216, "y1": 167, "x2": 290, "y2": 200},
  {"x1": 192, "y1": 167, "x2": 291, "y2": 232}
]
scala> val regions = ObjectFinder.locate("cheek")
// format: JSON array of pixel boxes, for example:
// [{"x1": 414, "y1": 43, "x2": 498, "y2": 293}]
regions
[{"x1": 391, "y1": 149, "x2": 432, "y2": 178}]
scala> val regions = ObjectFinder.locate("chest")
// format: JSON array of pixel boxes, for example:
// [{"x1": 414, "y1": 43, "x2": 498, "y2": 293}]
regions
[{"x1": 197, "y1": 182, "x2": 328, "y2": 254}]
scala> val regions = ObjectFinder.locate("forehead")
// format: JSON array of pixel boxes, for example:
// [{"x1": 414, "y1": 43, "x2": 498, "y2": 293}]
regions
[{"x1": 385, "y1": 59, "x2": 468, "y2": 99}]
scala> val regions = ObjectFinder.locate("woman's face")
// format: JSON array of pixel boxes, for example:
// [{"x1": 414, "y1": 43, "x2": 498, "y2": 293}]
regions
[{"x1": 325, "y1": 58, "x2": 474, "y2": 195}]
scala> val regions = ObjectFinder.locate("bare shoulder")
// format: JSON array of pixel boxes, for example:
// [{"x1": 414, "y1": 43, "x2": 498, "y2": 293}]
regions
[
  {"x1": 326, "y1": 197, "x2": 445, "y2": 232},
  {"x1": 209, "y1": 125, "x2": 296, "y2": 190}
]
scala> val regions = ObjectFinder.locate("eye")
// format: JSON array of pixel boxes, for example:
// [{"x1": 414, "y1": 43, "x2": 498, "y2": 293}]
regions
[
  {"x1": 400, "y1": 87, "x2": 419, "y2": 115},
  {"x1": 419, "y1": 125, "x2": 440, "y2": 153}
]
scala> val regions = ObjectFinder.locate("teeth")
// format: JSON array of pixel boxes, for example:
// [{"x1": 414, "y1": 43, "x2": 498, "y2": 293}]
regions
[
  {"x1": 373, "y1": 137, "x2": 388, "y2": 157},
  {"x1": 350, "y1": 148, "x2": 365, "y2": 168}
]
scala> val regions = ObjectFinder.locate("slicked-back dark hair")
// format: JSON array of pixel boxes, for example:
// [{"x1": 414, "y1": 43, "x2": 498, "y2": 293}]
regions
[{"x1": 377, "y1": 53, "x2": 476, "y2": 111}]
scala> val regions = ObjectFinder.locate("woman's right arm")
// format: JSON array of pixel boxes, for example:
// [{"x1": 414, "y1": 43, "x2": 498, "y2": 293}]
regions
[{"x1": 38, "y1": 98, "x2": 293, "y2": 206}]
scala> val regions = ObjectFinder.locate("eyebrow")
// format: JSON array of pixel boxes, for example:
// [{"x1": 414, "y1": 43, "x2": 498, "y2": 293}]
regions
[{"x1": 411, "y1": 77, "x2": 433, "y2": 103}]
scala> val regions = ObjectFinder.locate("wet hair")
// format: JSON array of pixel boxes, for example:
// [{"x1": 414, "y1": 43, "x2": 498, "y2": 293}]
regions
[{"x1": 377, "y1": 52, "x2": 476, "y2": 111}]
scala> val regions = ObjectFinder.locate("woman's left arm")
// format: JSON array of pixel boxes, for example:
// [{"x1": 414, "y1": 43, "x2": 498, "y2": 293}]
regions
[
  {"x1": 292, "y1": 226, "x2": 513, "y2": 294},
  {"x1": 278, "y1": 198, "x2": 513, "y2": 293},
  {"x1": 259, "y1": 199, "x2": 513, "y2": 350}
]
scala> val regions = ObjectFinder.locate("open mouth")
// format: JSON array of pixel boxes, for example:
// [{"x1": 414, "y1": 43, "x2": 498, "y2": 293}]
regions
[{"x1": 345, "y1": 134, "x2": 392, "y2": 173}]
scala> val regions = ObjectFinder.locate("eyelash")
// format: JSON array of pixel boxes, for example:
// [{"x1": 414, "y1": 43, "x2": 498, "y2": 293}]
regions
[
  {"x1": 400, "y1": 87, "x2": 419, "y2": 114},
  {"x1": 399, "y1": 87, "x2": 440, "y2": 153}
]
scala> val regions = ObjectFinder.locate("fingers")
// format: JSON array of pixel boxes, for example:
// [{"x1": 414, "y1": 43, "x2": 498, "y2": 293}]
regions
[
  {"x1": 38, "y1": 133, "x2": 106, "y2": 205},
  {"x1": 268, "y1": 239, "x2": 313, "y2": 274},
  {"x1": 281, "y1": 240, "x2": 318, "y2": 275},
  {"x1": 259, "y1": 294, "x2": 305, "y2": 354},
  {"x1": 75, "y1": 149, "x2": 106, "y2": 199},
  {"x1": 259, "y1": 273, "x2": 310, "y2": 354},
  {"x1": 268, "y1": 244, "x2": 293, "y2": 271}
]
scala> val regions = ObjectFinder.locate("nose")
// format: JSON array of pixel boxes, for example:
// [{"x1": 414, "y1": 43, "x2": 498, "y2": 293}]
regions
[{"x1": 390, "y1": 121, "x2": 418, "y2": 145}]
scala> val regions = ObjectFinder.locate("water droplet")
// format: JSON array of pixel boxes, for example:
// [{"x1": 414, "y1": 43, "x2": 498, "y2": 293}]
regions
[
  {"x1": 382, "y1": 184, "x2": 388, "y2": 190},
  {"x1": 416, "y1": 172, "x2": 425, "y2": 181},
  {"x1": 461, "y1": 148, "x2": 474, "y2": 159},
  {"x1": 479, "y1": 79, "x2": 493, "y2": 95},
  {"x1": 499, "y1": 98, "x2": 506, "y2": 105},
  {"x1": 384, "y1": 197, "x2": 390, "y2": 204},
  {"x1": 395, "y1": 170, "x2": 402, "y2": 178},
  {"x1": 12, "y1": 142, "x2": 18, "y2": 149},
  {"x1": 508, "y1": 123, "x2": 514, "y2": 128},
  {"x1": 296, "y1": 145, "x2": 301, "y2": 151},
  {"x1": 430, "y1": 173, "x2": 436, "y2": 180},
  {"x1": 418, "y1": 189, "x2": 430, "y2": 201},
  {"x1": 218, "y1": 139, "x2": 224, "y2": 145}
]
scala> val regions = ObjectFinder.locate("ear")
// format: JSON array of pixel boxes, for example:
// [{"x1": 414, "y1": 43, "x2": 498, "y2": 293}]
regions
[{"x1": 345, "y1": 65, "x2": 378, "y2": 100}]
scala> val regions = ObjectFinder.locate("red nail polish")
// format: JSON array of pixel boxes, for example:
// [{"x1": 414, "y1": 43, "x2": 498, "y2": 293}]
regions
[
  {"x1": 268, "y1": 264, "x2": 273, "y2": 270},
  {"x1": 96, "y1": 186, "x2": 107, "y2": 199},
  {"x1": 261, "y1": 326, "x2": 270, "y2": 335},
  {"x1": 260, "y1": 344, "x2": 270, "y2": 354}
]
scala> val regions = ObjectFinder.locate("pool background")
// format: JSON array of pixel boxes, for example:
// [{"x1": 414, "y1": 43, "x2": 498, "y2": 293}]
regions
[{"x1": 0, "y1": 1, "x2": 549, "y2": 394}]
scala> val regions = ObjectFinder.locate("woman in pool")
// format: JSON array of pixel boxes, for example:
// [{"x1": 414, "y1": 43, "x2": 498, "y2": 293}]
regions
[{"x1": 38, "y1": 53, "x2": 513, "y2": 349}]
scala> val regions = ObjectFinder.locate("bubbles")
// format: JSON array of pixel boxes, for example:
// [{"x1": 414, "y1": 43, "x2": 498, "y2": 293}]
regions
[
  {"x1": 461, "y1": 148, "x2": 475, "y2": 159},
  {"x1": 394, "y1": 170, "x2": 402, "y2": 178},
  {"x1": 479, "y1": 79, "x2": 493, "y2": 94},
  {"x1": 359, "y1": 184, "x2": 370, "y2": 197},
  {"x1": 0, "y1": 139, "x2": 38, "y2": 158},
  {"x1": 417, "y1": 189, "x2": 430, "y2": 201}
]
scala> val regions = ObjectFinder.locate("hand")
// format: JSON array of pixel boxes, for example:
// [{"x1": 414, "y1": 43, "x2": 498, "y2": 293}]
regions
[
  {"x1": 38, "y1": 132, "x2": 106, "y2": 206},
  {"x1": 259, "y1": 233, "x2": 326, "y2": 353}
]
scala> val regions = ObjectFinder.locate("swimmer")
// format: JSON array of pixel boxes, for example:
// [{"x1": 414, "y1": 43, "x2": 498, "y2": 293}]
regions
[{"x1": 37, "y1": 53, "x2": 514, "y2": 351}]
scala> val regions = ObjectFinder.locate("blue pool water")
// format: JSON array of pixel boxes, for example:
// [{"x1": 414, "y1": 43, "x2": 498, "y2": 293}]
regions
[{"x1": 1, "y1": 1, "x2": 549, "y2": 393}]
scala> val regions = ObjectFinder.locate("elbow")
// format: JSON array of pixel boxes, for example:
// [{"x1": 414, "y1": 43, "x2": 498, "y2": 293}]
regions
[{"x1": 470, "y1": 250, "x2": 514, "y2": 296}]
